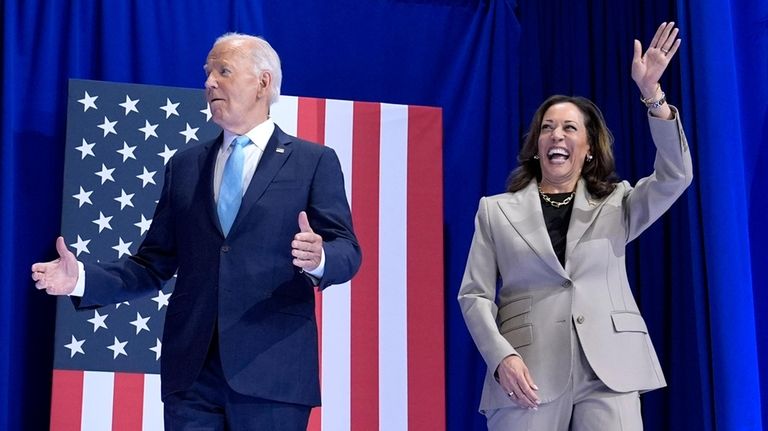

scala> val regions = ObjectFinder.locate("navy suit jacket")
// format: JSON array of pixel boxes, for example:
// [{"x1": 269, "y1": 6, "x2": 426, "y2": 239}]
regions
[{"x1": 77, "y1": 125, "x2": 361, "y2": 406}]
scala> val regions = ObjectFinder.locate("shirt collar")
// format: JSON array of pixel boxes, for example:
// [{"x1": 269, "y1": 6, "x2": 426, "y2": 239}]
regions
[{"x1": 221, "y1": 118, "x2": 275, "y2": 153}]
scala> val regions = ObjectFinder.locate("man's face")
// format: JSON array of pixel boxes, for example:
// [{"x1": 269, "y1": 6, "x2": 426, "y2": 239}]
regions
[{"x1": 204, "y1": 40, "x2": 270, "y2": 134}]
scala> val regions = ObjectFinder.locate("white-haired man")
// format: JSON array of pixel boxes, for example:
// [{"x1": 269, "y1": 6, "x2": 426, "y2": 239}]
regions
[{"x1": 33, "y1": 34, "x2": 361, "y2": 430}]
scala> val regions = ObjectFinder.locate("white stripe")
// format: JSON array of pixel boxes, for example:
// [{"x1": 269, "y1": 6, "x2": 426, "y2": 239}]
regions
[
  {"x1": 378, "y1": 103, "x2": 409, "y2": 430},
  {"x1": 326, "y1": 99, "x2": 354, "y2": 204},
  {"x1": 81, "y1": 371, "x2": 114, "y2": 431},
  {"x1": 321, "y1": 99, "x2": 354, "y2": 431},
  {"x1": 320, "y1": 279, "x2": 351, "y2": 431},
  {"x1": 142, "y1": 373, "x2": 164, "y2": 431},
  {"x1": 270, "y1": 95, "x2": 299, "y2": 136}
]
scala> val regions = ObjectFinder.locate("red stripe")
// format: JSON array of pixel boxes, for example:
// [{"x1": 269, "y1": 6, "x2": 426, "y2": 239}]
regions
[
  {"x1": 407, "y1": 106, "x2": 446, "y2": 430},
  {"x1": 51, "y1": 369, "x2": 84, "y2": 431},
  {"x1": 308, "y1": 291, "x2": 323, "y2": 431},
  {"x1": 112, "y1": 372, "x2": 144, "y2": 431},
  {"x1": 351, "y1": 101, "x2": 381, "y2": 430},
  {"x1": 297, "y1": 97, "x2": 326, "y2": 431},
  {"x1": 297, "y1": 97, "x2": 326, "y2": 145}
]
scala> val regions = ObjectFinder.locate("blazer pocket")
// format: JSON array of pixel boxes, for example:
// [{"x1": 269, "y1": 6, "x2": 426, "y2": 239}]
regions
[
  {"x1": 498, "y1": 296, "x2": 532, "y2": 334},
  {"x1": 611, "y1": 311, "x2": 648, "y2": 333},
  {"x1": 267, "y1": 179, "x2": 303, "y2": 191},
  {"x1": 501, "y1": 324, "x2": 533, "y2": 349}
]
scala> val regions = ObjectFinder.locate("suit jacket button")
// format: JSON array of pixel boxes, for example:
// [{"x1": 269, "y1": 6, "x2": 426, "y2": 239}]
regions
[
  {"x1": 576, "y1": 315, "x2": 585, "y2": 324},
  {"x1": 221, "y1": 245, "x2": 231, "y2": 253},
  {"x1": 562, "y1": 280, "x2": 573, "y2": 288}
]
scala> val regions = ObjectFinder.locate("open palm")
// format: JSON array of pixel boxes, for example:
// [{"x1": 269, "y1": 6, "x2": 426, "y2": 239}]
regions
[{"x1": 632, "y1": 22, "x2": 681, "y2": 95}]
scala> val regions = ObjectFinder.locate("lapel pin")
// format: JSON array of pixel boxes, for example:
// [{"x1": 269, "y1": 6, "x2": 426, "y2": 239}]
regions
[{"x1": 276, "y1": 147, "x2": 285, "y2": 153}]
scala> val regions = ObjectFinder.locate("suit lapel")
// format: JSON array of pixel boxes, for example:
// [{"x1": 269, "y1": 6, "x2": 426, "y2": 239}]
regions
[
  {"x1": 565, "y1": 179, "x2": 605, "y2": 264},
  {"x1": 497, "y1": 181, "x2": 568, "y2": 278},
  {"x1": 200, "y1": 134, "x2": 225, "y2": 235},
  {"x1": 229, "y1": 126, "x2": 293, "y2": 232}
]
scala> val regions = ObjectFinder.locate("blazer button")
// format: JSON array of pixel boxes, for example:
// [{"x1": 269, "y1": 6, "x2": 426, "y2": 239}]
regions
[
  {"x1": 576, "y1": 315, "x2": 585, "y2": 324},
  {"x1": 221, "y1": 245, "x2": 231, "y2": 253},
  {"x1": 562, "y1": 280, "x2": 573, "y2": 288}
]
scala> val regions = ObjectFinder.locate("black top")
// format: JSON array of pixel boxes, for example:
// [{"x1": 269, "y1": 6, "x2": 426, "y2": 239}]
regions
[{"x1": 539, "y1": 192, "x2": 574, "y2": 267}]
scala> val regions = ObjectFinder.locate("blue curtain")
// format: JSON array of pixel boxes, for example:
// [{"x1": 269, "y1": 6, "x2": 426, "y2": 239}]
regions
[
  {"x1": 675, "y1": 1, "x2": 767, "y2": 429},
  {"x1": 2, "y1": 1, "x2": 765, "y2": 430}
]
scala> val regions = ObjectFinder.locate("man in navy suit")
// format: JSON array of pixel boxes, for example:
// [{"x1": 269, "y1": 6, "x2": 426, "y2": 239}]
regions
[{"x1": 32, "y1": 33, "x2": 361, "y2": 430}]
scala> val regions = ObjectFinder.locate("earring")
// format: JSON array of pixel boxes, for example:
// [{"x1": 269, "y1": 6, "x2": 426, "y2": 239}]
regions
[
  {"x1": 533, "y1": 154, "x2": 540, "y2": 160},
  {"x1": 586, "y1": 154, "x2": 593, "y2": 162}
]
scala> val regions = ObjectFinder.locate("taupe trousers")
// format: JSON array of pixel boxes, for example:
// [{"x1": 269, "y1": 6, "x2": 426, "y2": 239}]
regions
[{"x1": 485, "y1": 324, "x2": 642, "y2": 431}]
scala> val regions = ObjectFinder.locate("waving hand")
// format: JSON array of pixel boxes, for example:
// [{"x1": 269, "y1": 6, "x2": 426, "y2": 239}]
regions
[{"x1": 632, "y1": 22, "x2": 681, "y2": 118}]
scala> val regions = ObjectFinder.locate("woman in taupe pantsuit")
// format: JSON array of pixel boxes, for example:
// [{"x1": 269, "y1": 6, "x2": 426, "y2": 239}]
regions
[{"x1": 458, "y1": 22, "x2": 691, "y2": 430}]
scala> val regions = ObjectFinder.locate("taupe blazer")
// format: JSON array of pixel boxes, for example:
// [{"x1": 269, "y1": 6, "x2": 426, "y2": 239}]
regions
[{"x1": 458, "y1": 107, "x2": 693, "y2": 413}]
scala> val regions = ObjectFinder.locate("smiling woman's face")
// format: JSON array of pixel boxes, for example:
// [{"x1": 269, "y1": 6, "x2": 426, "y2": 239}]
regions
[{"x1": 536, "y1": 102, "x2": 591, "y2": 192}]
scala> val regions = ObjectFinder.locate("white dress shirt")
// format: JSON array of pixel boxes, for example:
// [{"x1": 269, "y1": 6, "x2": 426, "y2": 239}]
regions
[{"x1": 214, "y1": 119, "x2": 274, "y2": 202}]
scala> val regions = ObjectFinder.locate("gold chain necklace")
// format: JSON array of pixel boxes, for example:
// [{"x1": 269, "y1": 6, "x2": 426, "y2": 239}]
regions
[{"x1": 538, "y1": 186, "x2": 575, "y2": 208}]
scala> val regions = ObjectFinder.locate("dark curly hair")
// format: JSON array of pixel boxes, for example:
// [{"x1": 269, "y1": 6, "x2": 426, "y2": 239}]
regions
[{"x1": 506, "y1": 95, "x2": 619, "y2": 198}]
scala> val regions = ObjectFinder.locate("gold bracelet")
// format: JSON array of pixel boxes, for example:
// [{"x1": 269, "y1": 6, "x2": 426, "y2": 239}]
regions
[
  {"x1": 640, "y1": 83, "x2": 661, "y2": 104},
  {"x1": 643, "y1": 91, "x2": 666, "y2": 109}
]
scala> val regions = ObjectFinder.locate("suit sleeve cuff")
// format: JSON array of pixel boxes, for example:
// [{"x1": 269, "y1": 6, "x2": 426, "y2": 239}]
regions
[
  {"x1": 304, "y1": 247, "x2": 326, "y2": 280},
  {"x1": 69, "y1": 261, "x2": 85, "y2": 297}
]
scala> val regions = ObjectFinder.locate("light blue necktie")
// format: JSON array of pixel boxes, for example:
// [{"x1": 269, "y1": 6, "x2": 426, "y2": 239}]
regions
[{"x1": 217, "y1": 135, "x2": 250, "y2": 236}]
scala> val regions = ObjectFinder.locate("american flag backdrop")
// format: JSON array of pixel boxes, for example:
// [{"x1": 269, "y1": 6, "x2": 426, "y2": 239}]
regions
[{"x1": 52, "y1": 79, "x2": 446, "y2": 430}]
